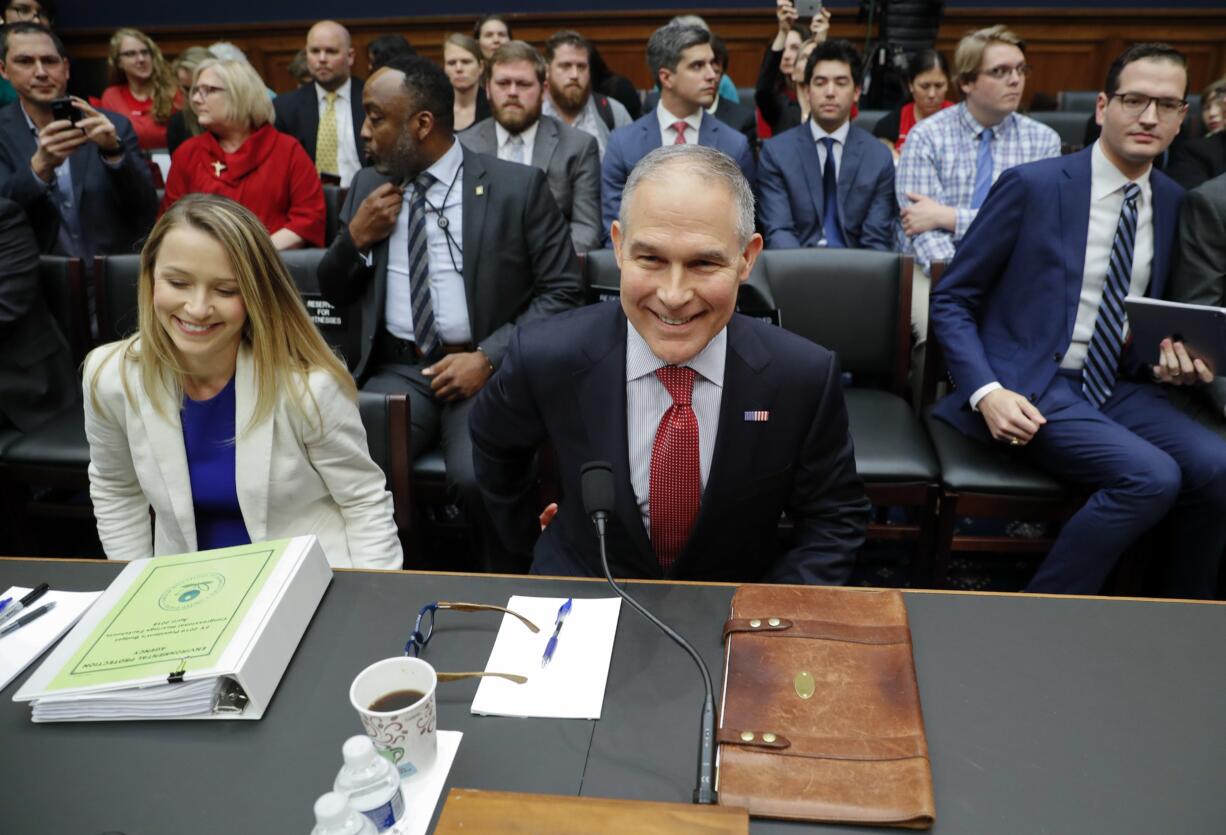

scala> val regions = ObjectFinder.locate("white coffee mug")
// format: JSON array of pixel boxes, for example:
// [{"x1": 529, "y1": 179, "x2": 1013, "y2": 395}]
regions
[{"x1": 350, "y1": 656, "x2": 438, "y2": 778}]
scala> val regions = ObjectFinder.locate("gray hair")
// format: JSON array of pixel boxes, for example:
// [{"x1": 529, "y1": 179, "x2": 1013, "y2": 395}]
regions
[
  {"x1": 208, "y1": 41, "x2": 249, "y2": 64},
  {"x1": 646, "y1": 23, "x2": 710, "y2": 80},
  {"x1": 618, "y1": 145, "x2": 755, "y2": 248},
  {"x1": 669, "y1": 15, "x2": 709, "y2": 31}
]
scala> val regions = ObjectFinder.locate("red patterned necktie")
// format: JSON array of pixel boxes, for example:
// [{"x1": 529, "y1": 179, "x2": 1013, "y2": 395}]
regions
[
  {"x1": 671, "y1": 120, "x2": 689, "y2": 145},
  {"x1": 649, "y1": 366, "x2": 701, "y2": 569}
]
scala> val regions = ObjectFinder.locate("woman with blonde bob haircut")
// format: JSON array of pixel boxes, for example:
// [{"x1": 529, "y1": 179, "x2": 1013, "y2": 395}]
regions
[
  {"x1": 84, "y1": 194, "x2": 402, "y2": 569},
  {"x1": 161, "y1": 58, "x2": 325, "y2": 248},
  {"x1": 100, "y1": 27, "x2": 182, "y2": 150}
]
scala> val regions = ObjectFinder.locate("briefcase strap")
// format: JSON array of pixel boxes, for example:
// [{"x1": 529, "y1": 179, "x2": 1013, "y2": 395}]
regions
[
  {"x1": 717, "y1": 728, "x2": 928, "y2": 761},
  {"x1": 722, "y1": 617, "x2": 911, "y2": 645}
]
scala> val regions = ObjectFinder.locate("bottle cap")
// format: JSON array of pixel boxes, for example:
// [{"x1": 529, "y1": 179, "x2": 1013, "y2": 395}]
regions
[
  {"x1": 313, "y1": 791, "x2": 350, "y2": 826},
  {"x1": 342, "y1": 734, "x2": 378, "y2": 768}
]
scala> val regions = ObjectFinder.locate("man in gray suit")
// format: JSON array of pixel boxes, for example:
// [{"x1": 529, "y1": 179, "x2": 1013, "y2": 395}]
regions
[
  {"x1": 1168, "y1": 171, "x2": 1226, "y2": 434},
  {"x1": 459, "y1": 41, "x2": 601, "y2": 253},
  {"x1": 318, "y1": 54, "x2": 582, "y2": 571},
  {"x1": 0, "y1": 23, "x2": 156, "y2": 260}
]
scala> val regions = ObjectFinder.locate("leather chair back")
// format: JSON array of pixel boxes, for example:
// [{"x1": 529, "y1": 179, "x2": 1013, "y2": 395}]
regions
[
  {"x1": 93, "y1": 254, "x2": 142, "y2": 343},
  {"x1": 357, "y1": 391, "x2": 413, "y2": 543},
  {"x1": 38, "y1": 255, "x2": 90, "y2": 365},
  {"x1": 322, "y1": 184, "x2": 345, "y2": 245},
  {"x1": 279, "y1": 248, "x2": 363, "y2": 373}
]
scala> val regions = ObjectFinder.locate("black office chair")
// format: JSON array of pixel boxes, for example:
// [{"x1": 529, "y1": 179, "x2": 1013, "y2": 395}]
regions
[
  {"x1": 1028, "y1": 111, "x2": 1091, "y2": 153},
  {"x1": 919, "y1": 262, "x2": 1085, "y2": 587},
  {"x1": 852, "y1": 109, "x2": 888, "y2": 133},
  {"x1": 322, "y1": 184, "x2": 344, "y2": 245},
  {"x1": 357, "y1": 391, "x2": 413, "y2": 566},
  {"x1": 278, "y1": 248, "x2": 364, "y2": 373},
  {"x1": 93, "y1": 254, "x2": 142, "y2": 343},
  {"x1": 38, "y1": 256, "x2": 91, "y2": 366},
  {"x1": 760, "y1": 249, "x2": 940, "y2": 581}
]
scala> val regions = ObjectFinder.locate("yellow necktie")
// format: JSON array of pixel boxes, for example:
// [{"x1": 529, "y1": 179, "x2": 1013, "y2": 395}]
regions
[{"x1": 316, "y1": 91, "x2": 339, "y2": 175}]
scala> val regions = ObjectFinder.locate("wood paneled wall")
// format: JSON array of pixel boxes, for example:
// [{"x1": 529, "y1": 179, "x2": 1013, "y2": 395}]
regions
[{"x1": 60, "y1": 8, "x2": 1226, "y2": 103}]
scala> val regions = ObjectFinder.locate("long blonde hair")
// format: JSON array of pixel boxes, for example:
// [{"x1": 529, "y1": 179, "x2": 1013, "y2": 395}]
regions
[
  {"x1": 171, "y1": 45, "x2": 211, "y2": 138},
  {"x1": 108, "y1": 28, "x2": 179, "y2": 124},
  {"x1": 89, "y1": 194, "x2": 355, "y2": 431}
]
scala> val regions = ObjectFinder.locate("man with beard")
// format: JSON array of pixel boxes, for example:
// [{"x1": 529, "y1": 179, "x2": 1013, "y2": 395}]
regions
[
  {"x1": 274, "y1": 20, "x2": 366, "y2": 187},
  {"x1": 541, "y1": 30, "x2": 632, "y2": 161},
  {"x1": 317, "y1": 54, "x2": 582, "y2": 571},
  {"x1": 459, "y1": 41, "x2": 601, "y2": 253}
]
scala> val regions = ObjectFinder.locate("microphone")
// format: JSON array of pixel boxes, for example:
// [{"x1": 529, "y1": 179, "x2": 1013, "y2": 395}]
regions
[{"x1": 579, "y1": 461, "x2": 717, "y2": 805}]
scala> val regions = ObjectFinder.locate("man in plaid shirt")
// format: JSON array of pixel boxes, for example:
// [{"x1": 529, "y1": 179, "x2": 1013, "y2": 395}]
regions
[{"x1": 897, "y1": 25, "x2": 1060, "y2": 377}]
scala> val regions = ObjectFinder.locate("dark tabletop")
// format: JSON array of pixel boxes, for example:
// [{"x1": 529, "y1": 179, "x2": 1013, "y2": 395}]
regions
[{"x1": 1, "y1": 558, "x2": 1223, "y2": 834}]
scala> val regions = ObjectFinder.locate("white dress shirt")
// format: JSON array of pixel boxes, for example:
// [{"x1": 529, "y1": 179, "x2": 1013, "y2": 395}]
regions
[
  {"x1": 809, "y1": 118, "x2": 851, "y2": 177},
  {"x1": 626, "y1": 323, "x2": 725, "y2": 536},
  {"x1": 969, "y1": 140, "x2": 1155, "y2": 409},
  {"x1": 316, "y1": 78, "x2": 361, "y2": 187},
  {"x1": 494, "y1": 120, "x2": 539, "y2": 167},
  {"x1": 655, "y1": 103, "x2": 703, "y2": 146},
  {"x1": 383, "y1": 139, "x2": 471, "y2": 345}
]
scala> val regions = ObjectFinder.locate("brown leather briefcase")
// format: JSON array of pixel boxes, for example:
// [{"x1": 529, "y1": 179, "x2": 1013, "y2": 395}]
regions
[{"x1": 716, "y1": 585, "x2": 935, "y2": 828}]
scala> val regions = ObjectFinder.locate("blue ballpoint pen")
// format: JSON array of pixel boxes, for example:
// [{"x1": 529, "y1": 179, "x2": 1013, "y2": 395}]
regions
[
  {"x1": 0, "y1": 582, "x2": 48, "y2": 626},
  {"x1": 541, "y1": 598, "x2": 573, "y2": 667},
  {"x1": 0, "y1": 598, "x2": 11, "y2": 617}
]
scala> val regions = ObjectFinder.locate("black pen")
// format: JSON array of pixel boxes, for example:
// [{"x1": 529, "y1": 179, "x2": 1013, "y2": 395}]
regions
[
  {"x1": 0, "y1": 582, "x2": 49, "y2": 626},
  {"x1": 0, "y1": 601, "x2": 56, "y2": 638}
]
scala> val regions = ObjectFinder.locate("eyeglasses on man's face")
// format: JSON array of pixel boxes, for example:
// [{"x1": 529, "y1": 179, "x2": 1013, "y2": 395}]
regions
[
  {"x1": 979, "y1": 62, "x2": 1031, "y2": 81},
  {"x1": 1109, "y1": 92, "x2": 1188, "y2": 121}
]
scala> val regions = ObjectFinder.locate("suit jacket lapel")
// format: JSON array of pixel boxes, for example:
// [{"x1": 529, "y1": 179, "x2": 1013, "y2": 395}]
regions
[
  {"x1": 1059, "y1": 150, "x2": 1093, "y2": 339},
  {"x1": 796, "y1": 125, "x2": 825, "y2": 224},
  {"x1": 837, "y1": 129, "x2": 865, "y2": 222},
  {"x1": 671, "y1": 317, "x2": 774, "y2": 578},
  {"x1": 639, "y1": 114, "x2": 661, "y2": 156},
  {"x1": 136, "y1": 366, "x2": 197, "y2": 550},
  {"x1": 233, "y1": 346, "x2": 271, "y2": 542},
  {"x1": 460, "y1": 146, "x2": 489, "y2": 329},
  {"x1": 575, "y1": 309, "x2": 655, "y2": 573},
  {"x1": 533, "y1": 116, "x2": 559, "y2": 172},
  {"x1": 1148, "y1": 177, "x2": 1177, "y2": 299},
  {"x1": 469, "y1": 120, "x2": 498, "y2": 155}
]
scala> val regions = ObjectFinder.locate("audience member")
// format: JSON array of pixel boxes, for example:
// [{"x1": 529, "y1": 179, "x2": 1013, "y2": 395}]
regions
[
  {"x1": 162, "y1": 58, "x2": 324, "y2": 249},
  {"x1": 470, "y1": 144, "x2": 870, "y2": 582},
  {"x1": 588, "y1": 41, "x2": 642, "y2": 120},
  {"x1": 758, "y1": 40, "x2": 895, "y2": 250},
  {"x1": 273, "y1": 20, "x2": 365, "y2": 187},
  {"x1": 473, "y1": 14, "x2": 510, "y2": 60},
  {"x1": 316, "y1": 55, "x2": 581, "y2": 572},
  {"x1": 0, "y1": 23, "x2": 157, "y2": 259},
  {"x1": 897, "y1": 24, "x2": 1059, "y2": 377},
  {"x1": 0, "y1": 196, "x2": 74, "y2": 433},
  {"x1": 459, "y1": 41, "x2": 601, "y2": 254},
  {"x1": 1165, "y1": 78, "x2": 1226, "y2": 189},
  {"x1": 601, "y1": 23, "x2": 755, "y2": 247},
  {"x1": 668, "y1": 15, "x2": 740, "y2": 104},
  {"x1": 1167, "y1": 171, "x2": 1226, "y2": 432},
  {"x1": 0, "y1": 0, "x2": 54, "y2": 106},
  {"x1": 931, "y1": 44, "x2": 1226, "y2": 599},
  {"x1": 84, "y1": 194, "x2": 402, "y2": 569},
  {"x1": 541, "y1": 30, "x2": 632, "y2": 161},
  {"x1": 100, "y1": 29, "x2": 182, "y2": 151},
  {"x1": 756, "y1": 0, "x2": 830, "y2": 136},
  {"x1": 872, "y1": 48, "x2": 953, "y2": 160},
  {"x1": 287, "y1": 49, "x2": 312, "y2": 86},
  {"x1": 443, "y1": 33, "x2": 489, "y2": 132},
  {"x1": 708, "y1": 34, "x2": 758, "y2": 153},
  {"x1": 367, "y1": 34, "x2": 415, "y2": 71},
  {"x1": 208, "y1": 41, "x2": 276, "y2": 100},
  {"x1": 166, "y1": 46, "x2": 210, "y2": 155}
]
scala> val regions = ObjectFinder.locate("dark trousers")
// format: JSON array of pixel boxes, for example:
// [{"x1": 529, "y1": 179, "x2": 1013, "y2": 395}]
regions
[
  {"x1": 1021, "y1": 374, "x2": 1226, "y2": 597},
  {"x1": 364, "y1": 356, "x2": 521, "y2": 573}
]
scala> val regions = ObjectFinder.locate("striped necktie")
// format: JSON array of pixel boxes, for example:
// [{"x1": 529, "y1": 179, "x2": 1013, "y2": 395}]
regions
[
  {"x1": 407, "y1": 173, "x2": 441, "y2": 358},
  {"x1": 1082, "y1": 182, "x2": 1141, "y2": 409},
  {"x1": 316, "y1": 91, "x2": 339, "y2": 175}
]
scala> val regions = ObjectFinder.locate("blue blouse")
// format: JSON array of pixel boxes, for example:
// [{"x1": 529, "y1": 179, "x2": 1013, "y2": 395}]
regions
[{"x1": 181, "y1": 376, "x2": 251, "y2": 551}]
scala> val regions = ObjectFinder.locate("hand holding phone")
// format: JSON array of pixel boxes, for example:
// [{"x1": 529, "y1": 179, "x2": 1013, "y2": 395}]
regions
[{"x1": 50, "y1": 96, "x2": 82, "y2": 125}]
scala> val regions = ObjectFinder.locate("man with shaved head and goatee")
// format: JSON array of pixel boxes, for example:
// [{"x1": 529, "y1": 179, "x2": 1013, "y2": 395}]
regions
[{"x1": 274, "y1": 19, "x2": 367, "y2": 186}]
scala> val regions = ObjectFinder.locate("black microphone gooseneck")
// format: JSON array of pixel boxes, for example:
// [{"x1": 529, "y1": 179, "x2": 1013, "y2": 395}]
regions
[{"x1": 579, "y1": 461, "x2": 717, "y2": 805}]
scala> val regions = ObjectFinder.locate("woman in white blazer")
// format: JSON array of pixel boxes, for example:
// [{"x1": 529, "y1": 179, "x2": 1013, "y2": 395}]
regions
[{"x1": 83, "y1": 194, "x2": 402, "y2": 569}]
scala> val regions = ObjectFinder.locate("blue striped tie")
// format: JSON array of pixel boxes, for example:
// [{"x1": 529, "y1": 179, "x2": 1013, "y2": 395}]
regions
[
  {"x1": 407, "y1": 173, "x2": 441, "y2": 358},
  {"x1": 1082, "y1": 182, "x2": 1141, "y2": 409}
]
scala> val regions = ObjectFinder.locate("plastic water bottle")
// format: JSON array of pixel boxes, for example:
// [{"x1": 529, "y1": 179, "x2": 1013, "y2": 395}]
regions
[
  {"x1": 334, "y1": 735, "x2": 406, "y2": 833},
  {"x1": 310, "y1": 791, "x2": 377, "y2": 835}
]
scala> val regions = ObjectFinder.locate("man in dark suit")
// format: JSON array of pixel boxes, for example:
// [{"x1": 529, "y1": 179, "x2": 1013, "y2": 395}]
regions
[
  {"x1": 1165, "y1": 130, "x2": 1226, "y2": 191},
  {"x1": 0, "y1": 197, "x2": 74, "y2": 434},
  {"x1": 931, "y1": 44, "x2": 1226, "y2": 598},
  {"x1": 471, "y1": 145, "x2": 869, "y2": 583},
  {"x1": 708, "y1": 33, "x2": 758, "y2": 155},
  {"x1": 601, "y1": 23, "x2": 755, "y2": 247},
  {"x1": 1167, "y1": 172, "x2": 1226, "y2": 431},
  {"x1": 273, "y1": 20, "x2": 366, "y2": 187},
  {"x1": 318, "y1": 55, "x2": 582, "y2": 571},
  {"x1": 0, "y1": 23, "x2": 156, "y2": 260},
  {"x1": 458, "y1": 41, "x2": 601, "y2": 253},
  {"x1": 758, "y1": 40, "x2": 896, "y2": 250}
]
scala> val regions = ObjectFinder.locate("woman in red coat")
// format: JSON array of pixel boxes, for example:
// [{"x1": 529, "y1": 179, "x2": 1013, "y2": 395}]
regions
[
  {"x1": 162, "y1": 58, "x2": 324, "y2": 249},
  {"x1": 99, "y1": 28, "x2": 182, "y2": 151}
]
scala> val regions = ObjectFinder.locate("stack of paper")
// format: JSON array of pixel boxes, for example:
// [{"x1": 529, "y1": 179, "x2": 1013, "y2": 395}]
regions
[
  {"x1": 470, "y1": 596, "x2": 621, "y2": 720},
  {"x1": 32, "y1": 679, "x2": 218, "y2": 721}
]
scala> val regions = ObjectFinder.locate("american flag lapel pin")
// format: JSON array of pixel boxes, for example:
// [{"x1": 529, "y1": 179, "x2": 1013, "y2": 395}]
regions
[{"x1": 744, "y1": 410, "x2": 769, "y2": 422}]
